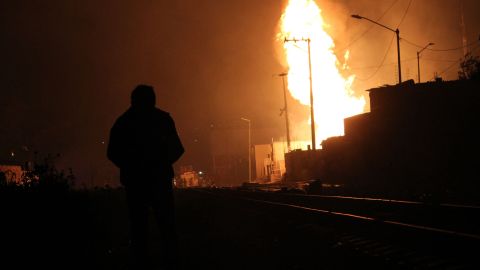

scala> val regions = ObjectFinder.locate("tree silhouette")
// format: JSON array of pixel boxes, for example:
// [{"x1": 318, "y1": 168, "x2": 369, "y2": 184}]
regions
[{"x1": 458, "y1": 54, "x2": 480, "y2": 80}]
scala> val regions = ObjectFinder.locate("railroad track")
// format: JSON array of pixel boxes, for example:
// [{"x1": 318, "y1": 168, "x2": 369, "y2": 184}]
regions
[{"x1": 195, "y1": 188, "x2": 479, "y2": 269}]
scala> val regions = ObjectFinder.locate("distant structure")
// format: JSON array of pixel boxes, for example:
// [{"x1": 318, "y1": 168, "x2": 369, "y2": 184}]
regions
[
  {"x1": 254, "y1": 140, "x2": 289, "y2": 183},
  {"x1": 0, "y1": 145, "x2": 35, "y2": 185},
  {"x1": 0, "y1": 162, "x2": 24, "y2": 184},
  {"x1": 284, "y1": 148, "x2": 323, "y2": 182},
  {"x1": 209, "y1": 123, "x2": 285, "y2": 186},
  {"x1": 176, "y1": 165, "x2": 212, "y2": 188},
  {"x1": 287, "y1": 79, "x2": 480, "y2": 202},
  {"x1": 254, "y1": 144, "x2": 274, "y2": 182},
  {"x1": 210, "y1": 126, "x2": 250, "y2": 186}
]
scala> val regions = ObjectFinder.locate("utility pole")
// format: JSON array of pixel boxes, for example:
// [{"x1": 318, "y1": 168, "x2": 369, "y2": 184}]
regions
[
  {"x1": 396, "y1": 29, "x2": 402, "y2": 83},
  {"x1": 277, "y1": 72, "x2": 291, "y2": 152},
  {"x1": 284, "y1": 37, "x2": 316, "y2": 150}
]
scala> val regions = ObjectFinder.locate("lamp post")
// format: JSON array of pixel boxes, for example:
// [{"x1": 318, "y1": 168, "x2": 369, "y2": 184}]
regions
[
  {"x1": 240, "y1": 117, "x2": 251, "y2": 182},
  {"x1": 417, "y1": 42, "x2": 434, "y2": 83},
  {"x1": 276, "y1": 72, "x2": 291, "y2": 152},
  {"x1": 351, "y1": 14, "x2": 402, "y2": 84}
]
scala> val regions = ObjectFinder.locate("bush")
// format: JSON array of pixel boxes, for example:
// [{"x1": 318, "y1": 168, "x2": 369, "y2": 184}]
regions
[
  {"x1": 14, "y1": 154, "x2": 76, "y2": 192},
  {"x1": 458, "y1": 54, "x2": 480, "y2": 80}
]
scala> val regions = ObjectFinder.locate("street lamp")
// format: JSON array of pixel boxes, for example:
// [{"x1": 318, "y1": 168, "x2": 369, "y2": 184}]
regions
[
  {"x1": 417, "y1": 42, "x2": 434, "y2": 83},
  {"x1": 276, "y1": 72, "x2": 291, "y2": 152},
  {"x1": 240, "y1": 117, "x2": 251, "y2": 183},
  {"x1": 351, "y1": 14, "x2": 402, "y2": 84}
]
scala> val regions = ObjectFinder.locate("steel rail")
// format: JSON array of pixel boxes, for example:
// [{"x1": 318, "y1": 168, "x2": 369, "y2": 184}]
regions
[{"x1": 200, "y1": 189, "x2": 480, "y2": 241}]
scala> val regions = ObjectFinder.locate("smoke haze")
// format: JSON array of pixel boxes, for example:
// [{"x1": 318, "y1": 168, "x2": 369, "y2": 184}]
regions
[{"x1": 1, "y1": 0, "x2": 478, "y2": 185}]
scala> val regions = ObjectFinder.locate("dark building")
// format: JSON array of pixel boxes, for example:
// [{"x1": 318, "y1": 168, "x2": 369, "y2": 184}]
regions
[
  {"x1": 284, "y1": 149, "x2": 323, "y2": 182},
  {"x1": 321, "y1": 79, "x2": 480, "y2": 202},
  {"x1": 209, "y1": 126, "x2": 250, "y2": 187}
]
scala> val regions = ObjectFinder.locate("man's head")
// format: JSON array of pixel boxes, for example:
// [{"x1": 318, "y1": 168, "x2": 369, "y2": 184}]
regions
[{"x1": 131, "y1": 84, "x2": 156, "y2": 108}]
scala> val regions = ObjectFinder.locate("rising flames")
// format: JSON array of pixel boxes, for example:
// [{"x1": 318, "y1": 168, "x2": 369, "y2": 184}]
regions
[{"x1": 278, "y1": 0, "x2": 365, "y2": 148}]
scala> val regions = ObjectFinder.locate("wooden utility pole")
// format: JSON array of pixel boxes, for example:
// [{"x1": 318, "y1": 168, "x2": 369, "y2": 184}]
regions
[{"x1": 284, "y1": 37, "x2": 316, "y2": 150}]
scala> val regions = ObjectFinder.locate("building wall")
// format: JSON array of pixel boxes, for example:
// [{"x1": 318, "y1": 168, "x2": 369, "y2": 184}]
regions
[
  {"x1": 254, "y1": 144, "x2": 272, "y2": 182},
  {"x1": 210, "y1": 128, "x2": 249, "y2": 186},
  {"x1": 0, "y1": 164, "x2": 24, "y2": 184},
  {"x1": 257, "y1": 139, "x2": 311, "y2": 183},
  {"x1": 285, "y1": 149, "x2": 324, "y2": 182},
  {"x1": 329, "y1": 79, "x2": 480, "y2": 198}
]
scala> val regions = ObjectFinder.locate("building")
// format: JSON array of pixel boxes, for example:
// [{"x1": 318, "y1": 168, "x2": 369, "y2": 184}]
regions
[
  {"x1": 253, "y1": 140, "x2": 289, "y2": 183},
  {"x1": 321, "y1": 79, "x2": 480, "y2": 200},
  {"x1": 0, "y1": 163, "x2": 24, "y2": 185},
  {"x1": 209, "y1": 126, "x2": 249, "y2": 186}
]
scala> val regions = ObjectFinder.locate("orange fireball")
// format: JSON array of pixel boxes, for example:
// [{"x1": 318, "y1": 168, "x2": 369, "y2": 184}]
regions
[{"x1": 278, "y1": 0, "x2": 365, "y2": 148}]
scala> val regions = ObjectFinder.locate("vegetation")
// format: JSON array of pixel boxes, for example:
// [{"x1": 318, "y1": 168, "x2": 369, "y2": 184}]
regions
[
  {"x1": 0, "y1": 154, "x2": 125, "y2": 269},
  {"x1": 0, "y1": 153, "x2": 75, "y2": 192},
  {"x1": 458, "y1": 53, "x2": 480, "y2": 80}
]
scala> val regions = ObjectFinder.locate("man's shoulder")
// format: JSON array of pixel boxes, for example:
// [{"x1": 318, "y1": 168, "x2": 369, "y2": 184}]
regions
[
  {"x1": 112, "y1": 107, "x2": 174, "y2": 127},
  {"x1": 153, "y1": 108, "x2": 173, "y2": 120},
  {"x1": 114, "y1": 109, "x2": 132, "y2": 124},
  {"x1": 154, "y1": 107, "x2": 170, "y2": 116}
]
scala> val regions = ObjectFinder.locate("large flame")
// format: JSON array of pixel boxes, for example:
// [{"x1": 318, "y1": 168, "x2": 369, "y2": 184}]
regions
[{"x1": 278, "y1": 0, "x2": 365, "y2": 148}]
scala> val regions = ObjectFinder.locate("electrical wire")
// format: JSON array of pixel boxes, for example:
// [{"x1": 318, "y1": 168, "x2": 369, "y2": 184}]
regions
[
  {"x1": 349, "y1": 57, "x2": 417, "y2": 70},
  {"x1": 355, "y1": 33, "x2": 396, "y2": 81},
  {"x1": 350, "y1": 57, "x2": 459, "y2": 71},
  {"x1": 428, "y1": 44, "x2": 480, "y2": 81},
  {"x1": 402, "y1": 38, "x2": 479, "y2": 52},
  {"x1": 336, "y1": 0, "x2": 400, "y2": 52},
  {"x1": 344, "y1": 0, "x2": 413, "y2": 81},
  {"x1": 292, "y1": 42, "x2": 307, "y2": 52},
  {"x1": 396, "y1": 0, "x2": 413, "y2": 28},
  {"x1": 421, "y1": 58, "x2": 459, "y2": 63}
]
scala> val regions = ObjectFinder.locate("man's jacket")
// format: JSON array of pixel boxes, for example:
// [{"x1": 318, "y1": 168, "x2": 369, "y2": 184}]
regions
[{"x1": 107, "y1": 107, "x2": 184, "y2": 187}]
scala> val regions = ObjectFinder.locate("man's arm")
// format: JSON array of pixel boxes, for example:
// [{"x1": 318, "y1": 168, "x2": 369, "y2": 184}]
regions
[
  {"x1": 167, "y1": 116, "x2": 184, "y2": 164},
  {"x1": 107, "y1": 121, "x2": 124, "y2": 168}
]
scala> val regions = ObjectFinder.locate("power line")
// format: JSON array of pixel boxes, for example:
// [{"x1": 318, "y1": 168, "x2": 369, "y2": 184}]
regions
[
  {"x1": 336, "y1": 0, "x2": 400, "y2": 52},
  {"x1": 350, "y1": 57, "x2": 460, "y2": 70},
  {"x1": 429, "y1": 59, "x2": 462, "y2": 81},
  {"x1": 349, "y1": 57, "x2": 417, "y2": 70},
  {"x1": 402, "y1": 38, "x2": 478, "y2": 52},
  {"x1": 421, "y1": 58, "x2": 459, "y2": 63},
  {"x1": 428, "y1": 44, "x2": 480, "y2": 81},
  {"x1": 396, "y1": 0, "x2": 413, "y2": 28},
  {"x1": 356, "y1": 33, "x2": 396, "y2": 81},
  {"x1": 352, "y1": 47, "x2": 474, "y2": 79},
  {"x1": 292, "y1": 42, "x2": 307, "y2": 52},
  {"x1": 350, "y1": 62, "x2": 396, "y2": 70},
  {"x1": 343, "y1": 0, "x2": 412, "y2": 82}
]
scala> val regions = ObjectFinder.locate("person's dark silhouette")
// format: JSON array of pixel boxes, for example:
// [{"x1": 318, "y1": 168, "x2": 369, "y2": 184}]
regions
[
  {"x1": 107, "y1": 84, "x2": 184, "y2": 269},
  {"x1": 0, "y1": 171, "x2": 6, "y2": 186}
]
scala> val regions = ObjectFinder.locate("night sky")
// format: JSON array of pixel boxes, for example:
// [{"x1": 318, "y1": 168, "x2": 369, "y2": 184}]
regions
[{"x1": 1, "y1": 0, "x2": 479, "y2": 186}]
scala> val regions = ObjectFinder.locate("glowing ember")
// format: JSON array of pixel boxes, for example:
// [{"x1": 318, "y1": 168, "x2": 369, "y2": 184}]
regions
[{"x1": 278, "y1": 0, "x2": 365, "y2": 148}]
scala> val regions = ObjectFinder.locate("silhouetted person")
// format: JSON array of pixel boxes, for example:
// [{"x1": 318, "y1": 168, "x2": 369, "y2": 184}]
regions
[
  {"x1": 0, "y1": 171, "x2": 6, "y2": 186},
  {"x1": 107, "y1": 84, "x2": 184, "y2": 269}
]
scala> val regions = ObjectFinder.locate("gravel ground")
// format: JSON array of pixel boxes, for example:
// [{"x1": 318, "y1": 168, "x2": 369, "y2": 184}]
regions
[{"x1": 1, "y1": 188, "x2": 391, "y2": 270}]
